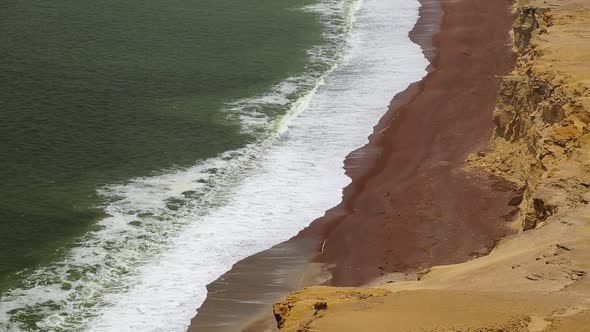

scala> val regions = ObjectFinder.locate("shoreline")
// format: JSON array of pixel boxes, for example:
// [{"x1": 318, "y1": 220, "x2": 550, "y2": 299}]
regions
[
  {"x1": 273, "y1": 1, "x2": 590, "y2": 329},
  {"x1": 300, "y1": 0, "x2": 516, "y2": 286},
  {"x1": 188, "y1": 0, "x2": 516, "y2": 330},
  {"x1": 188, "y1": 0, "x2": 438, "y2": 330}
]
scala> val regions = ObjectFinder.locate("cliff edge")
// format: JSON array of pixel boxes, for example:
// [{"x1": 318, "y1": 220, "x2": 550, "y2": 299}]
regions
[{"x1": 272, "y1": 0, "x2": 590, "y2": 331}]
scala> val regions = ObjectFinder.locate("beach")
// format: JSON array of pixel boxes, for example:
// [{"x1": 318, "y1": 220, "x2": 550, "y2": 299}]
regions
[
  {"x1": 188, "y1": 0, "x2": 517, "y2": 330},
  {"x1": 299, "y1": 0, "x2": 516, "y2": 286},
  {"x1": 270, "y1": 0, "x2": 590, "y2": 330}
]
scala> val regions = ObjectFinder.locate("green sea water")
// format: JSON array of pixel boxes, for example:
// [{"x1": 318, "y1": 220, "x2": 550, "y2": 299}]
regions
[{"x1": 0, "y1": 0, "x2": 322, "y2": 289}]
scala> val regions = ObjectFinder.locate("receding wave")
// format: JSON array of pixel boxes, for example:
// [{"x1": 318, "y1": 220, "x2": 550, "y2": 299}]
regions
[{"x1": 0, "y1": 0, "x2": 427, "y2": 331}]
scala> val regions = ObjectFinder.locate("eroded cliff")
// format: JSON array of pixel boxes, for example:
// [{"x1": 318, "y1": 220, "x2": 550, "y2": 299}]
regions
[
  {"x1": 271, "y1": 1, "x2": 590, "y2": 331},
  {"x1": 469, "y1": 0, "x2": 590, "y2": 232}
]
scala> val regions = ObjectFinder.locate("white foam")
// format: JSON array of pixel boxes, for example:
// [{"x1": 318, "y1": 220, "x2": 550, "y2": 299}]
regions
[
  {"x1": 0, "y1": 0, "x2": 428, "y2": 330},
  {"x1": 89, "y1": 0, "x2": 427, "y2": 330}
]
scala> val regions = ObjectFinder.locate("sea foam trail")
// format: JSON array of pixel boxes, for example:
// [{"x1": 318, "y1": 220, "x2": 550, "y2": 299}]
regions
[
  {"x1": 89, "y1": 0, "x2": 427, "y2": 330},
  {"x1": 0, "y1": 0, "x2": 427, "y2": 331}
]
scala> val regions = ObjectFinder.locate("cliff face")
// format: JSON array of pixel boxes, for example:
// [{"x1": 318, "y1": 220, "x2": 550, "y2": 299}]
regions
[
  {"x1": 469, "y1": 0, "x2": 590, "y2": 232},
  {"x1": 271, "y1": 1, "x2": 590, "y2": 331}
]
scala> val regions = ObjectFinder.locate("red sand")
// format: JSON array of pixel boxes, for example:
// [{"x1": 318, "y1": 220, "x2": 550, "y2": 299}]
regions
[
  {"x1": 301, "y1": 0, "x2": 517, "y2": 286},
  {"x1": 188, "y1": 0, "x2": 517, "y2": 330}
]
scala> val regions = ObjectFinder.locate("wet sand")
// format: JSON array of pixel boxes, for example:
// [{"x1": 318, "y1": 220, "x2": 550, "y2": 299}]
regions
[
  {"x1": 188, "y1": 0, "x2": 516, "y2": 330},
  {"x1": 187, "y1": 238, "x2": 327, "y2": 332}
]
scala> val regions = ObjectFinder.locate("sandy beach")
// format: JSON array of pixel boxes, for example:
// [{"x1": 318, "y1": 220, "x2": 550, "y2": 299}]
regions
[
  {"x1": 188, "y1": 0, "x2": 517, "y2": 330},
  {"x1": 272, "y1": 0, "x2": 590, "y2": 330},
  {"x1": 298, "y1": 0, "x2": 516, "y2": 286}
]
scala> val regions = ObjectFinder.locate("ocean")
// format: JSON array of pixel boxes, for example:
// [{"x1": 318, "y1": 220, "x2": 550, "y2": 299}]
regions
[{"x1": 0, "y1": 0, "x2": 427, "y2": 330}]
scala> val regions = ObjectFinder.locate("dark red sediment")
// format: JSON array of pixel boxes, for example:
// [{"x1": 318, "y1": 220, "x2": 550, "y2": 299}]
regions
[
  {"x1": 300, "y1": 0, "x2": 517, "y2": 286},
  {"x1": 188, "y1": 0, "x2": 517, "y2": 330}
]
